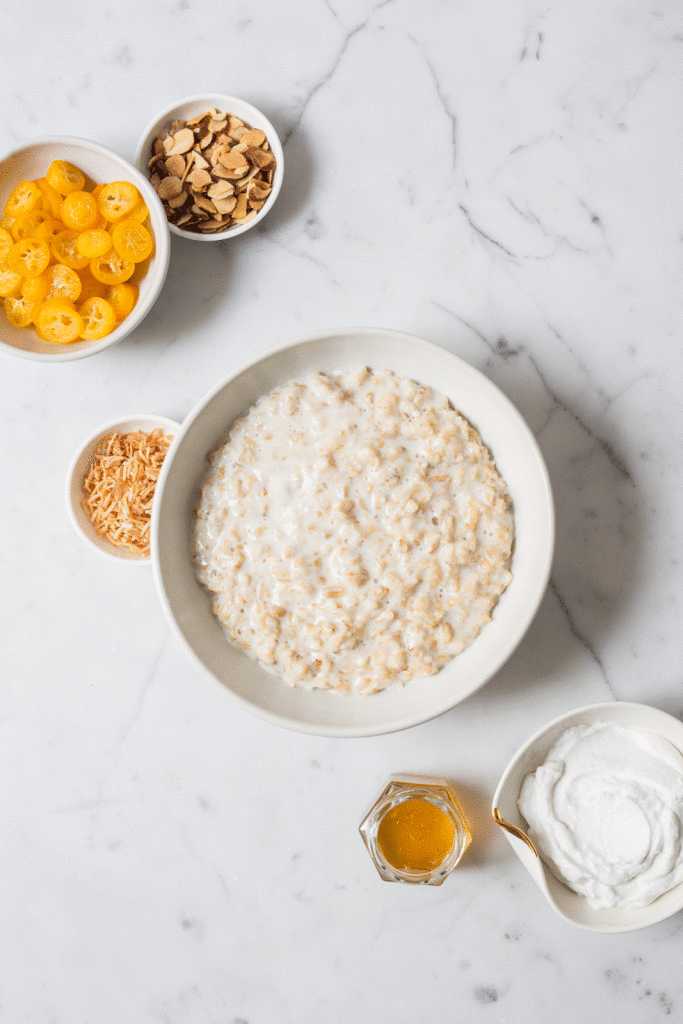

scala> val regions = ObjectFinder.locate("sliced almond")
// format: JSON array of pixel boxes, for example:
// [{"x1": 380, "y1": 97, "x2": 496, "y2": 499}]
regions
[
  {"x1": 153, "y1": 139, "x2": 164, "y2": 156},
  {"x1": 164, "y1": 154, "x2": 186, "y2": 177},
  {"x1": 232, "y1": 193, "x2": 248, "y2": 220},
  {"x1": 192, "y1": 151, "x2": 210, "y2": 170},
  {"x1": 213, "y1": 195, "x2": 238, "y2": 215},
  {"x1": 162, "y1": 136, "x2": 175, "y2": 154},
  {"x1": 241, "y1": 129, "x2": 266, "y2": 148},
  {"x1": 149, "y1": 172, "x2": 161, "y2": 190},
  {"x1": 235, "y1": 210, "x2": 258, "y2": 225},
  {"x1": 245, "y1": 146, "x2": 274, "y2": 169},
  {"x1": 181, "y1": 151, "x2": 195, "y2": 185},
  {"x1": 168, "y1": 190, "x2": 188, "y2": 208},
  {"x1": 247, "y1": 180, "x2": 271, "y2": 200},
  {"x1": 168, "y1": 128, "x2": 195, "y2": 155},
  {"x1": 233, "y1": 165, "x2": 260, "y2": 189},
  {"x1": 176, "y1": 212, "x2": 193, "y2": 226},
  {"x1": 185, "y1": 113, "x2": 206, "y2": 128},
  {"x1": 194, "y1": 194, "x2": 217, "y2": 214},
  {"x1": 208, "y1": 180, "x2": 235, "y2": 199},
  {"x1": 247, "y1": 199, "x2": 265, "y2": 211},
  {"x1": 212, "y1": 165, "x2": 234, "y2": 179},
  {"x1": 188, "y1": 168, "x2": 213, "y2": 190},
  {"x1": 157, "y1": 175, "x2": 183, "y2": 200},
  {"x1": 228, "y1": 116, "x2": 244, "y2": 131},
  {"x1": 208, "y1": 118, "x2": 228, "y2": 133},
  {"x1": 218, "y1": 149, "x2": 248, "y2": 171},
  {"x1": 198, "y1": 218, "x2": 225, "y2": 231},
  {"x1": 231, "y1": 142, "x2": 249, "y2": 154}
]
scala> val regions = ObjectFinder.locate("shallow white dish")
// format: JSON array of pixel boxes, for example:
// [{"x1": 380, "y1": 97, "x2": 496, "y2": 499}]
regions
[
  {"x1": 134, "y1": 93, "x2": 283, "y2": 242},
  {"x1": 492, "y1": 701, "x2": 683, "y2": 932},
  {"x1": 0, "y1": 136, "x2": 170, "y2": 362},
  {"x1": 152, "y1": 328, "x2": 554, "y2": 737},
  {"x1": 67, "y1": 414, "x2": 181, "y2": 564}
]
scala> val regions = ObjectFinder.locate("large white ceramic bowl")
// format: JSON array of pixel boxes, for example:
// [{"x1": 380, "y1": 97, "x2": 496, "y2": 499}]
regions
[
  {"x1": 0, "y1": 137, "x2": 170, "y2": 361},
  {"x1": 492, "y1": 701, "x2": 683, "y2": 932},
  {"x1": 152, "y1": 328, "x2": 555, "y2": 737},
  {"x1": 134, "y1": 93, "x2": 283, "y2": 241}
]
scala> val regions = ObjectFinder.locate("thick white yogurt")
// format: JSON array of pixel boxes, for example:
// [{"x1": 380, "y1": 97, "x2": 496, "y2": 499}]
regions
[{"x1": 518, "y1": 721, "x2": 683, "y2": 909}]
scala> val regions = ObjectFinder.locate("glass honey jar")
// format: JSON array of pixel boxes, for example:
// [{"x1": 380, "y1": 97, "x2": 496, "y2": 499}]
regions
[{"x1": 359, "y1": 774, "x2": 471, "y2": 885}]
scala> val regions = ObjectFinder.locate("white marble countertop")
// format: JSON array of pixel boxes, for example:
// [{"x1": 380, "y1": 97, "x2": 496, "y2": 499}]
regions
[{"x1": 2, "y1": 0, "x2": 683, "y2": 1020}]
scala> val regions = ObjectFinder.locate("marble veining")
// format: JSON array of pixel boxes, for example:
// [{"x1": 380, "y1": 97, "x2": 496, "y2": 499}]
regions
[{"x1": 1, "y1": 0, "x2": 683, "y2": 1021}]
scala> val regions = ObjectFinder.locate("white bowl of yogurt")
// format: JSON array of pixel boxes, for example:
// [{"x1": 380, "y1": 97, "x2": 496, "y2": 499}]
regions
[{"x1": 492, "y1": 702, "x2": 683, "y2": 932}]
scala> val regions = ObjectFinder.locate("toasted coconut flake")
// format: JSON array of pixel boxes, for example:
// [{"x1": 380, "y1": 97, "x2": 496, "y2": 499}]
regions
[{"x1": 81, "y1": 430, "x2": 172, "y2": 557}]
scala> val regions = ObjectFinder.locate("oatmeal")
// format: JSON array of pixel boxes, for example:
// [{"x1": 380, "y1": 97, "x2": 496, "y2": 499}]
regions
[{"x1": 193, "y1": 368, "x2": 514, "y2": 694}]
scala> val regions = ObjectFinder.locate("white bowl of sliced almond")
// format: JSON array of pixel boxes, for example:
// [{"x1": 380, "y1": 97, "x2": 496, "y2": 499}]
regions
[{"x1": 134, "y1": 94, "x2": 283, "y2": 241}]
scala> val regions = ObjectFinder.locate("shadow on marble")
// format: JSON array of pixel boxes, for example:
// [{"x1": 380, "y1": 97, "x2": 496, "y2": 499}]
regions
[{"x1": 446, "y1": 777, "x2": 501, "y2": 871}]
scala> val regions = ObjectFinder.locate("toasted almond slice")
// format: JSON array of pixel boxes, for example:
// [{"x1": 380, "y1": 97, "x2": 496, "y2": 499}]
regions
[
  {"x1": 147, "y1": 153, "x2": 165, "y2": 171},
  {"x1": 229, "y1": 126, "x2": 249, "y2": 141},
  {"x1": 168, "y1": 128, "x2": 195, "y2": 155},
  {"x1": 169, "y1": 119, "x2": 186, "y2": 134},
  {"x1": 150, "y1": 173, "x2": 162, "y2": 190},
  {"x1": 181, "y1": 151, "x2": 195, "y2": 185},
  {"x1": 235, "y1": 210, "x2": 258, "y2": 225},
  {"x1": 215, "y1": 133, "x2": 231, "y2": 146},
  {"x1": 194, "y1": 194, "x2": 217, "y2": 213},
  {"x1": 208, "y1": 181, "x2": 235, "y2": 199},
  {"x1": 206, "y1": 107, "x2": 222, "y2": 119},
  {"x1": 218, "y1": 149, "x2": 249, "y2": 170},
  {"x1": 232, "y1": 142, "x2": 249, "y2": 154},
  {"x1": 188, "y1": 168, "x2": 213, "y2": 190},
  {"x1": 176, "y1": 212, "x2": 193, "y2": 226},
  {"x1": 233, "y1": 193, "x2": 248, "y2": 220},
  {"x1": 191, "y1": 151, "x2": 210, "y2": 170},
  {"x1": 210, "y1": 143, "x2": 229, "y2": 168},
  {"x1": 213, "y1": 195, "x2": 238, "y2": 215},
  {"x1": 199, "y1": 132, "x2": 214, "y2": 150},
  {"x1": 233, "y1": 165, "x2": 260, "y2": 189},
  {"x1": 247, "y1": 180, "x2": 271, "y2": 200},
  {"x1": 163, "y1": 136, "x2": 175, "y2": 154},
  {"x1": 198, "y1": 218, "x2": 225, "y2": 231},
  {"x1": 168, "y1": 190, "x2": 188, "y2": 208},
  {"x1": 245, "y1": 146, "x2": 274, "y2": 169},
  {"x1": 208, "y1": 118, "x2": 228, "y2": 132},
  {"x1": 165, "y1": 154, "x2": 186, "y2": 177},
  {"x1": 241, "y1": 129, "x2": 266, "y2": 148},
  {"x1": 153, "y1": 138, "x2": 164, "y2": 155},
  {"x1": 228, "y1": 116, "x2": 244, "y2": 131},
  {"x1": 212, "y1": 165, "x2": 234, "y2": 179},
  {"x1": 185, "y1": 113, "x2": 207, "y2": 128},
  {"x1": 157, "y1": 175, "x2": 183, "y2": 200},
  {"x1": 265, "y1": 168, "x2": 275, "y2": 184},
  {"x1": 247, "y1": 198, "x2": 265, "y2": 211}
]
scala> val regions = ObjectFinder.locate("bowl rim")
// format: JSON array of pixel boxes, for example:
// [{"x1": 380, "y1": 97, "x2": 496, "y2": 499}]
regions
[
  {"x1": 134, "y1": 93, "x2": 284, "y2": 242},
  {"x1": 0, "y1": 135, "x2": 171, "y2": 362},
  {"x1": 492, "y1": 700, "x2": 683, "y2": 932},
  {"x1": 66, "y1": 413, "x2": 181, "y2": 564},
  {"x1": 151, "y1": 326, "x2": 556, "y2": 737}
]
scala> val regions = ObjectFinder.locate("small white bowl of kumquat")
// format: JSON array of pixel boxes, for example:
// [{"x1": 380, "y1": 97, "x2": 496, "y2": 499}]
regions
[{"x1": 0, "y1": 136, "x2": 170, "y2": 361}]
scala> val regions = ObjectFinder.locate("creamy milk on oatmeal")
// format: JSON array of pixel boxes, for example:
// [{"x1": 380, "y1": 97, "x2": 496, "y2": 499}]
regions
[{"x1": 193, "y1": 367, "x2": 514, "y2": 694}]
